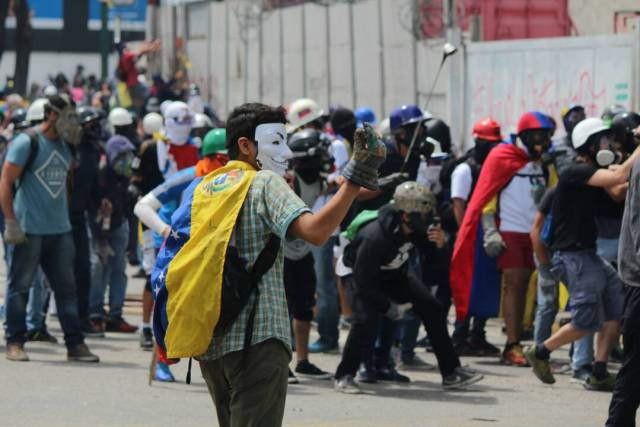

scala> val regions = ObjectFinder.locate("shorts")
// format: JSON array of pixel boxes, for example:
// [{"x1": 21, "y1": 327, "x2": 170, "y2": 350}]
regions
[
  {"x1": 551, "y1": 249, "x2": 624, "y2": 332},
  {"x1": 497, "y1": 231, "x2": 535, "y2": 270},
  {"x1": 283, "y1": 253, "x2": 316, "y2": 322}
]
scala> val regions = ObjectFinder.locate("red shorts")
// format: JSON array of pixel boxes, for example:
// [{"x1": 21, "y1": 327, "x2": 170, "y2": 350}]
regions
[{"x1": 497, "y1": 231, "x2": 535, "y2": 270}]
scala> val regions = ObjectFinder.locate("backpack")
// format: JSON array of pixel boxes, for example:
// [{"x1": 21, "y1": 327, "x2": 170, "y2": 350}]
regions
[
  {"x1": 0, "y1": 128, "x2": 40, "y2": 193},
  {"x1": 439, "y1": 151, "x2": 482, "y2": 200},
  {"x1": 341, "y1": 209, "x2": 379, "y2": 241}
]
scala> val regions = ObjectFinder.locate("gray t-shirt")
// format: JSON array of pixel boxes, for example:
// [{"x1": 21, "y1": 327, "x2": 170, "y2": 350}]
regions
[
  {"x1": 619, "y1": 157, "x2": 640, "y2": 287},
  {"x1": 6, "y1": 131, "x2": 72, "y2": 235}
]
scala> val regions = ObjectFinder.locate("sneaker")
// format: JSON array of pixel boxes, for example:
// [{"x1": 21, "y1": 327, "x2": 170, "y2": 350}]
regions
[
  {"x1": 357, "y1": 365, "x2": 378, "y2": 383},
  {"x1": 339, "y1": 316, "x2": 353, "y2": 330},
  {"x1": 583, "y1": 372, "x2": 616, "y2": 391},
  {"x1": 398, "y1": 355, "x2": 436, "y2": 371},
  {"x1": 501, "y1": 343, "x2": 529, "y2": 367},
  {"x1": 571, "y1": 365, "x2": 592, "y2": 383},
  {"x1": 295, "y1": 360, "x2": 332, "y2": 379},
  {"x1": 550, "y1": 361, "x2": 572, "y2": 375},
  {"x1": 377, "y1": 365, "x2": 410, "y2": 383},
  {"x1": 105, "y1": 317, "x2": 138, "y2": 333},
  {"x1": 524, "y1": 345, "x2": 555, "y2": 384},
  {"x1": 442, "y1": 366, "x2": 484, "y2": 390},
  {"x1": 308, "y1": 339, "x2": 339, "y2": 354},
  {"x1": 27, "y1": 329, "x2": 58, "y2": 344},
  {"x1": 6, "y1": 342, "x2": 29, "y2": 361},
  {"x1": 84, "y1": 318, "x2": 106, "y2": 338},
  {"x1": 155, "y1": 362, "x2": 175, "y2": 382},
  {"x1": 67, "y1": 344, "x2": 100, "y2": 363},
  {"x1": 334, "y1": 375, "x2": 362, "y2": 394},
  {"x1": 140, "y1": 327, "x2": 153, "y2": 350},
  {"x1": 468, "y1": 338, "x2": 501, "y2": 356},
  {"x1": 415, "y1": 336, "x2": 430, "y2": 347}
]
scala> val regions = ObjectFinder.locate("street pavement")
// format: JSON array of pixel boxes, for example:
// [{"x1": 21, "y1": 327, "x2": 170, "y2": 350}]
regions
[{"x1": 0, "y1": 265, "x2": 623, "y2": 427}]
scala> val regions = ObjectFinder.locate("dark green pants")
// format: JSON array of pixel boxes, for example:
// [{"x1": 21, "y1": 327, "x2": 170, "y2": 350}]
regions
[{"x1": 199, "y1": 339, "x2": 290, "y2": 427}]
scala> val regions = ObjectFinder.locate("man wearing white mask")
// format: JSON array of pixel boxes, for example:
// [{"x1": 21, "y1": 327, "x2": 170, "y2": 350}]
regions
[
  {"x1": 186, "y1": 103, "x2": 386, "y2": 426},
  {"x1": 157, "y1": 101, "x2": 200, "y2": 178}
]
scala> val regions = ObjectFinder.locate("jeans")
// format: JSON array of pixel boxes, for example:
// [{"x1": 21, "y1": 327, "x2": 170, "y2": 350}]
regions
[
  {"x1": 597, "y1": 237, "x2": 619, "y2": 265},
  {"x1": 4, "y1": 232, "x2": 83, "y2": 345},
  {"x1": 89, "y1": 222, "x2": 129, "y2": 319},
  {"x1": 26, "y1": 269, "x2": 50, "y2": 332},
  {"x1": 336, "y1": 274, "x2": 460, "y2": 380},
  {"x1": 71, "y1": 213, "x2": 92, "y2": 320},
  {"x1": 534, "y1": 271, "x2": 558, "y2": 346},
  {"x1": 572, "y1": 334, "x2": 594, "y2": 370},
  {"x1": 311, "y1": 236, "x2": 339, "y2": 346}
]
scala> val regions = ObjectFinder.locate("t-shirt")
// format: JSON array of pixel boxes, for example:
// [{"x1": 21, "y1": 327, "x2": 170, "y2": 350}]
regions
[
  {"x1": 451, "y1": 162, "x2": 472, "y2": 201},
  {"x1": 551, "y1": 162, "x2": 600, "y2": 251},
  {"x1": 118, "y1": 51, "x2": 139, "y2": 88},
  {"x1": 498, "y1": 162, "x2": 546, "y2": 233},
  {"x1": 199, "y1": 170, "x2": 310, "y2": 360},
  {"x1": 538, "y1": 187, "x2": 556, "y2": 216},
  {"x1": 618, "y1": 157, "x2": 640, "y2": 288},
  {"x1": 7, "y1": 131, "x2": 72, "y2": 235}
]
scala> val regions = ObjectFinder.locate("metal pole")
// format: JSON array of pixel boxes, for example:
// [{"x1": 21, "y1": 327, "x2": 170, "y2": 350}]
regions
[
  {"x1": 377, "y1": 0, "x2": 386, "y2": 116},
  {"x1": 206, "y1": 3, "x2": 212, "y2": 105},
  {"x1": 279, "y1": 6, "x2": 284, "y2": 105},
  {"x1": 100, "y1": 0, "x2": 109, "y2": 80},
  {"x1": 348, "y1": 0, "x2": 357, "y2": 107},
  {"x1": 412, "y1": 0, "x2": 419, "y2": 106},
  {"x1": 224, "y1": 1, "x2": 230, "y2": 115},
  {"x1": 325, "y1": 4, "x2": 331, "y2": 108},
  {"x1": 259, "y1": 11, "x2": 264, "y2": 100},
  {"x1": 301, "y1": 4, "x2": 307, "y2": 97}
]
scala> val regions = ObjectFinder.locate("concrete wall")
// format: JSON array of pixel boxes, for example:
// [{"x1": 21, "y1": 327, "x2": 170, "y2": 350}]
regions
[
  {"x1": 164, "y1": 0, "x2": 451, "y2": 124},
  {"x1": 569, "y1": 0, "x2": 640, "y2": 35}
]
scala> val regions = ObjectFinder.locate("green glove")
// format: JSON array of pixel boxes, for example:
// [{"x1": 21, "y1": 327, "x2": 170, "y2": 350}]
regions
[{"x1": 342, "y1": 123, "x2": 387, "y2": 190}]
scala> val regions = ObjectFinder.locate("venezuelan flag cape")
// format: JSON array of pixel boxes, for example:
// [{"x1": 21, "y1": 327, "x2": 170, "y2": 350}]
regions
[
  {"x1": 450, "y1": 143, "x2": 529, "y2": 321},
  {"x1": 151, "y1": 161, "x2": 257, "y2": 359}
]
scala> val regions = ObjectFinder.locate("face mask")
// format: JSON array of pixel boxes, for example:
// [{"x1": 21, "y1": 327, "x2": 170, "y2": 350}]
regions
[
  {"x1": 255, "y1": 123, "x2": 292, "y2": 177},
  {"x1": 165, "y1": 113, "x2": 193, "y2": 145},
  {"x1": 112, "y1": 152, "x2": 134, "y2": 177},
  {"x1": 473, "y1": 140, "x2": 496, "y2": 164},
  {"x1": 520, "y1": 130, "x2": 551, "y2": 160},
  {"x1": 592, "y1": 133, "x2": 616, "y2": 167},
  {"x1": 52, "y1": 105, "x2": 82, "y2": 145},
  {"x1": 406, "y1": 212, "x2": 433, "y2": 236}
]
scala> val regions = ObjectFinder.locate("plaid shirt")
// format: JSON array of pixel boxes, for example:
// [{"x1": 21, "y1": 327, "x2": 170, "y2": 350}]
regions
[{"x1": 199, "y1": 170, "x2": 310, "y2": 360}]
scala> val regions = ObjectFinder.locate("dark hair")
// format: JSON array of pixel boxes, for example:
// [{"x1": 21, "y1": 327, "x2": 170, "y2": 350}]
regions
[
  {"x1": 44, "y1": 94, "x2": 72, "y2": 119},
  {"x1": 225, "y1": 103, "x2": 286, "y2": 159}
]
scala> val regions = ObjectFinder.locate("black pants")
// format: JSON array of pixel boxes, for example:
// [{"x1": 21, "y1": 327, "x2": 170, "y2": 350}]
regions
[
  {"x1": 335, "y1": 274, "x2": 460, "y2": 380},
  {"x1": 607, "y1": 286, "x2": 640, "y2": 427},
  {"x1": 71, "y1": 214, "x2": 91, "y2": 321},
  {"x1": 283, "y1": 253, "x2": 316, "y2": 322}
]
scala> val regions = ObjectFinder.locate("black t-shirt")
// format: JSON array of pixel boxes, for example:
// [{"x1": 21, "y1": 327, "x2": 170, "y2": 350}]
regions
[
  {"x1": 595, "y1": 191, "x2": 624, "y2": 239},
  {"x1": 551, "y1": 162, "x2": 600, "y2": 251}
]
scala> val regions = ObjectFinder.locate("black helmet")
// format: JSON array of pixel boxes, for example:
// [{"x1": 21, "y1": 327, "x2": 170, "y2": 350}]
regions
[
  {"x1": 288, "y1": 129, "x2": 331, "y2": 159},
  {"x1": 11, "y1": 108, "x2": 29, "y2": 130},
  {"x1": 77, "y1": 106, "x2": 101, "y2": 125},
  {"x1": 424, "y1": 118, "x2": 452, "y2": 154},
  {"x1": 611, "y1": 111, "x2": 640, "y2": 150}
]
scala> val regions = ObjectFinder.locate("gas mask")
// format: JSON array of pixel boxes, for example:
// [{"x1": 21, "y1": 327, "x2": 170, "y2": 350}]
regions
[
  {"x1": 165, "y1": 111, "x2": 193, "y2": 146},
  {"x1": 520, "y1": 130, "x2": 551, "y2": 161},
  {"x1": 473, "y1": 139, "x2": 497, "y2": 164},
  {"x1": 50, "y1": 104, "x2": 82, "y2": 146},
  {"x1": 112, "y1": 152, "x2": 134, "y2": 178},
  {"x1": 593, "y1": 133, "x2": 617, "y2": 167},
  {"x1": 405, "y1": 212, "x2": 436, "y2": 236},
  {"x1": 255, "y1": 123, "x2": 293, "y2": 177}
]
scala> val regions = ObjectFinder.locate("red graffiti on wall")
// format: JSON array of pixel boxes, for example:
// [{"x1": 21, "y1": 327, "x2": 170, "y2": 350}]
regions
[{"x1": 471, "y1": 70, "x2": 608, "y2": 134}]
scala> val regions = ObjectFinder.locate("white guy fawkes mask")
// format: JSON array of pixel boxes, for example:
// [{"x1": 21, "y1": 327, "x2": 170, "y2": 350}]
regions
[{"x1": 255, "y1": 123, "x2": 292, "y2": 176}]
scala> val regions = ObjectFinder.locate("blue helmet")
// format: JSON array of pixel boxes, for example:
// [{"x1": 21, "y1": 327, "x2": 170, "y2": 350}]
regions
[
  {"x1": 389, "y1": 104, "x2": 427, "y2": 132},
  {"x1": 354, "y1": 107, "x2": 377, "y2": 128}
]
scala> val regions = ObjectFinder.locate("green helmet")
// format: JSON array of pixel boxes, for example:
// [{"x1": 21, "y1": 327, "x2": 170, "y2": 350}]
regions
[
  {"x1": 202, "y1": 128, "x2": 227, "y2": 156},
  {"x1": 392, "y1": 181, "x2": 436, "y2": 215}
]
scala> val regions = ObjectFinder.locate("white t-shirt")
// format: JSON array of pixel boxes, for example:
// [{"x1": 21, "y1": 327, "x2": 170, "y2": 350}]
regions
[
  {"x1": 498, "y1": 162, "x2": 545, "y2": 233},
  {"x1": 451, "y1": 162, "x2": 473, "y2": 201}
]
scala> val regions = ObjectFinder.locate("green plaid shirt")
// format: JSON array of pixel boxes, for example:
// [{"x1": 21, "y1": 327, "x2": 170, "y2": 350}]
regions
[{"x1": 199, "y1": 170, "x2": 310, "y2": 360}]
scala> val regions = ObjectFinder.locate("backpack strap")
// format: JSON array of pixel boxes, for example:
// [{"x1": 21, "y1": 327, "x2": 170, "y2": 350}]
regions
[
  {"x1": 14, "y1": 128, "x2": 39, "y2": 192},
  {"x1": 243, "y1": 233, "x2": 281, "y2": 360}
]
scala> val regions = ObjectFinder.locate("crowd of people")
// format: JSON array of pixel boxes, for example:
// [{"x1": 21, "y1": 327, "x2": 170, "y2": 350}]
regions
[{"x1": 1, "y1": 41, "x2": 640, "y2": 426}]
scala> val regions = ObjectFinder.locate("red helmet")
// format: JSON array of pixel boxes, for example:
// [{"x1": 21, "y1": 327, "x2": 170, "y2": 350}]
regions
[{"x1": 472, "y1": 118, "x2": 503, "y2": 142}]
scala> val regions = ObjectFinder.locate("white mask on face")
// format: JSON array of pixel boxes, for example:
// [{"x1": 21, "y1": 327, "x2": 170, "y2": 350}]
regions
[
  {"x1": 255, "y1": 123, "x2": 292, "y2": 176},
  {"x1": 164, "y1": 102, "x2": 193, "y2": 145}
]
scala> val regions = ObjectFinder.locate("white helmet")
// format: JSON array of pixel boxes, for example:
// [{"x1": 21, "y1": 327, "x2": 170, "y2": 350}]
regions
[
  {"x1": 287, "y1": 98, "x2": 324, "y2": 132},
  {"x1": 160, "y1": 100, "x2": 173, "y2": 117},
  {"x1": 192, "y1": 113, "x2": 213, "y2": 129},
  {"x1": 43, "y1": 85, "x2": 58, "y2": 97},
  {"x1": 142, "y1": 112, "x2": 163, "y2": 136},
  {"x1": 108, "y1": 107, "x2": 133, "y2": 127},
  {"x1": 26, "y1": 98, "x2": 48, "y2": 123},
  {"x1": 571, "y1": 117, "x2": 609, "y2": 151}
]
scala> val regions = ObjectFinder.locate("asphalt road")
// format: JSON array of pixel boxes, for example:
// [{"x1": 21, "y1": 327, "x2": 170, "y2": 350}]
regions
[{"x1": 0, "y1": 266, "x2": 624, "y2": 427}]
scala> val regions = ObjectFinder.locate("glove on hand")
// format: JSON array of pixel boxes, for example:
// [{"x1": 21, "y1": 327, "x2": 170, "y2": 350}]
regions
[
  {"x1": 4, "y1": 218, "x2": 27, "y2": 245},
  {"x1": 378, "y1": 172, "x2": 409, "y2": 192},
  {"x1": 385, "y1": 302, "x2": 412, "y2": 321},
  {"x1": 342, "y1": 123, "x2": 387, "y2": 190},
  {"x1": 481, "y1": 214, "x2": 505, "y2": 257}
]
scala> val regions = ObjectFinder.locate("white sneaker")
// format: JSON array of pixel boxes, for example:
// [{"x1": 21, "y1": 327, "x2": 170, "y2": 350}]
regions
[{"x1": 334, "y1": 375, "x2": 362, "y2": 394}]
